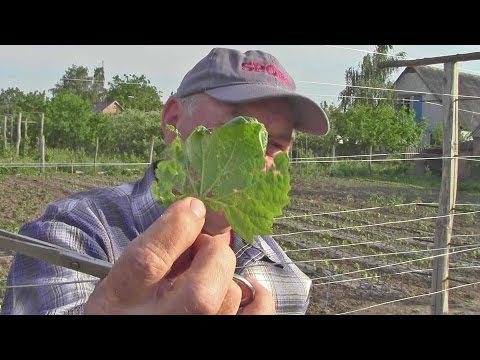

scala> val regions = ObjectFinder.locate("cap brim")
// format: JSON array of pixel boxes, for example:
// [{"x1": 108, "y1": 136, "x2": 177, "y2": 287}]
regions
[{"x1": 206, "y1": 84, "x2": 330, "y2": 136}]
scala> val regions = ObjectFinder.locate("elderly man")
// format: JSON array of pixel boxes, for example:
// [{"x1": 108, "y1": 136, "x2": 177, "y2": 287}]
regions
[{"x1": 1, "y1": 47, "x2": 329, "y2": 315}]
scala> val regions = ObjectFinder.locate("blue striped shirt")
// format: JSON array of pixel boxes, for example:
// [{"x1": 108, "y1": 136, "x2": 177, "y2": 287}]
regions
[{"x1": 1, "y1": 164, "x2": 311, "y2": 315}]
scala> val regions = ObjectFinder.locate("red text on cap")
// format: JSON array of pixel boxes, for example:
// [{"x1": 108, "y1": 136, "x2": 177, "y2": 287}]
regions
[{"x1": 241, "y1": 62, "x2": 293, "y2": 88}]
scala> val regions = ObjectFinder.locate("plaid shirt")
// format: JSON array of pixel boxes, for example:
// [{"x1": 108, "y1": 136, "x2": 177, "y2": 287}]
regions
[{"x1": 1, "y1": 164, "x2": 311, "y2": 315}]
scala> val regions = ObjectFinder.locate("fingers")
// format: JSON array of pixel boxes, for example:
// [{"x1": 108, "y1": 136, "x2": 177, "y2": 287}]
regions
[
  {"x1": 158, "y1": 232, "x2": 237, "y2": 314},
  {"x1": 216, "y1": 281, "x2": 242, "y2": 315},
  {"x1": 99, "y1": 197, "x2": 207, "y2": 303},
  {"x1": 239, "y1": 277, "x2": 276, "y2": 315}
]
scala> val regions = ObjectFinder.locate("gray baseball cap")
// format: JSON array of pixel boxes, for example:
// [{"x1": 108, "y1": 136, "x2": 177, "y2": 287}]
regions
[{"x1": 175, "y1": 47, "x2": 329, "y2": 136}]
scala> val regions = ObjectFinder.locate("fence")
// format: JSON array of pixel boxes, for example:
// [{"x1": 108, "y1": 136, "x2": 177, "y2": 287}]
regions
[{"x1": 1, "y1": 154, "x2": 479, "y2": 314}]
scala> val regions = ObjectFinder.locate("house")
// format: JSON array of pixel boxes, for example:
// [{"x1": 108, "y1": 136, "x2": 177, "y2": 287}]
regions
[
  {"x1": 393, "y1": 66, "x2": 480, "y2": 145},
  {"x1": 92, "y1": 100, "x2": 125, "y2": 114}
]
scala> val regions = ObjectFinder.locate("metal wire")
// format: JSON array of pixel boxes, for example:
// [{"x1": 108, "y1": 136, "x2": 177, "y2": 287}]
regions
[
  {"x1": 314, "y1": 265, "x2": 480, "y2": 286},
  {"x1": 308, "y1": 246, "x2": 480, "y2": 282},
  {"x1": 283, "y1": 234, "x2": 480, "y2": 254},
  {"x1": 337, "y1": 280, "x2": 480, "y2": 315},
  {"x1": 273, "y1": 210, "x2": 480, "y2": 238}
]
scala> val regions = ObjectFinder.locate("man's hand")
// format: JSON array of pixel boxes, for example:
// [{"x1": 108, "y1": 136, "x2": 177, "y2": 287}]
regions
[
  {"x1": 84, "y1": 197, "x2": 275, "y2": 315},
  {"x1": 239, "y1": 277, "x2": 276, "y2": 315}
]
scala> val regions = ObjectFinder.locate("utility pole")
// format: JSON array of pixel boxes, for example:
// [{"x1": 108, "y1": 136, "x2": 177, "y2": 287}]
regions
[{"x1": 379, "y1": 51, "x2": 480, "y2": 315}]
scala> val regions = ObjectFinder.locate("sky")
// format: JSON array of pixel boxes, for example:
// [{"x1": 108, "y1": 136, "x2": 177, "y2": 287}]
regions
[{"x1": 1, "y1": 45, "x2": 480, "y2": 105}]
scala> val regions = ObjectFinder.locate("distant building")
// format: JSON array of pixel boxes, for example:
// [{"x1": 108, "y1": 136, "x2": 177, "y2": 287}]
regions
[
  {"x1": 393, "y1": 66, "x2": 480, "y2": 145},
  {"x1": 92, "y1": 100, "x2": 125, "y2": 114}
]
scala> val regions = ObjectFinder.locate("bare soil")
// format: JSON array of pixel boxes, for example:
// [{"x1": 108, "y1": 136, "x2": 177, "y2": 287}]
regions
[{"x1": 1, "y1": 171, "x2": 479, "y2": 314}]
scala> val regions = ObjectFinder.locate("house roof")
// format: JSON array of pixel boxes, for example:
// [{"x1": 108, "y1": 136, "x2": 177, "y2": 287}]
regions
[
  {"x1": 92, "y1": 100, "x2": 125, "y2": 113},
  {"x1": 394, "y1": 65, "x2": 480, "y2": 114}
]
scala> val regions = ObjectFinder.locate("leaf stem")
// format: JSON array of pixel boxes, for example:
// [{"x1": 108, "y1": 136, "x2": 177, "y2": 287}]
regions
[{"x1": 200, "y1": 139, "x2": 206, "y2": 195}]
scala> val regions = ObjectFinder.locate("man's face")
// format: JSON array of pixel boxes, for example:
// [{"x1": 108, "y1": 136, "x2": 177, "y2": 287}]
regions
[{"x1": 166, "y1": 94, "x2": 296, "y2": 236}]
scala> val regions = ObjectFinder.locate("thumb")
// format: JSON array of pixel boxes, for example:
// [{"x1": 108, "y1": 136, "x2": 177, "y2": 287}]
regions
[
  {"x1": 103, "y1": 197, "x2": 206, "y2": 302},
  {"x1": 239, "y1": 277, "x2": 276, "y2": 315}
]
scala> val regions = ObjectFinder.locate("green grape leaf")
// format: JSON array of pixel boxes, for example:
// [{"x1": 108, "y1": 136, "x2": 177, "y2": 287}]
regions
[{"x1": 152, "y1": 116, "x2": 291, "y2": 244}]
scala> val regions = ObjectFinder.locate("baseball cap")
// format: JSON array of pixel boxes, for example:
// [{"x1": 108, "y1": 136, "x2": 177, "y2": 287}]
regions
[{"x1": 175, "y1": 47, "x2": 330, "y2": 136}]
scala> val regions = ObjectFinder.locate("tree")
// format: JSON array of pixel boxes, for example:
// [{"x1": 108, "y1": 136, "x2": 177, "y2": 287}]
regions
[
  {"x1": 18, "y1": 91, "x2": 47, "y2": 113},
  {"x1": 339, "y1": 45, "x2": 406, "y2": 111},
  {"x1": 316, "y1": 101, "x2": 342, "y2": 150},
  {"x1": 430, "y1": 124, "x2": 443, "y2": 146},
  {"x1": 91, "y1": 66, "x2": 107, "y2": 103},
  {"x1": 336, "y1": 103, "x2": 425, "y2": 153},
  {"x1": 44, "y1": 92, "x2": 93, "y2": 149},
  {"x1": 51, "y1": 65, "x2": 106, "y2": 104},
  {"x1": 293, "y1": 101, "x2": 342, "y2": 158},
  {"x1": 0, "y1": 87, "x2": 25, "y2": 114},
  {"x1": 100, "y1": 109, "x2": 165, "y2": 160},
  {"x1": 83, "y1": 113, "x2": 110, "y2": 150},
  {"x1": 16, "y1": 91, "x2": 48, "y2": 149},
  {"x1": 0, "y1": 88, "x2": 47, "y2": 115},
  {"x1": 106, "y1": 74, "x2": 163, "y2": 112}
]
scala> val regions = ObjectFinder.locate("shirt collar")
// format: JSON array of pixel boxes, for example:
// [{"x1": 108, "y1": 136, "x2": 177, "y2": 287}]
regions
[{"x1": 231, "y1": 233, "x2": 284, "y2": 270}]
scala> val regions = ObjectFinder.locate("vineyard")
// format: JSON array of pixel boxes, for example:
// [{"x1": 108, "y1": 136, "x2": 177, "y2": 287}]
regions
[
  {"x1": 1, "y1": 164, "x2": 479, "y2": 314},
  {"x1": 279, "y1": 169, "x2": 480, "y2": 314},
  {"x1": 1, "y1": 45, "x2": 480, "y2": 315}
]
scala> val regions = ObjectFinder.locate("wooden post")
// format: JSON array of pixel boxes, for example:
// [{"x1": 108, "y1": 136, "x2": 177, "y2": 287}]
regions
[
  {"x1": 10, "y1": 116, "x2": 13, "y2": 144},
  {"x1": 3, "y1": 115, "x2": 6, "y2": 148},
  {"x1": 23, "y1": 116, "x2": 28, "y2": 156},
  {"x1": 94, "y1": 137, "x2": 99, "y2": 174},
  {"x1": 332, "y1": 144, "x2": 336, "y2": 166},
  {"x1": 368, "y1": 144, "x2": 373, "y2": 174},
  {"x1": 379, "y1": 51, "x2": 480, "y2": 68},
  {"x1": 38, "y1": 113, "x2": 45, "y2": 162},
  {"x1": 378, "y1": 52, "x2": 480, "y2": 315},
  {"x1": 40, "y1": 135, "x2": 45, "y2": 174},
  {"x1": 149, "y1": 136, "x2": 155, "y2": 164},
  {"x1": 39, "y1": 113, "x2": 44, "y2": 140},
  {"x1": 16, "y1": 112, "x2": 22, "y2": 156},
  {"x1": 24, "y1": 116, "x2": 28, "y2": 139},
  {"x1": 431, "y1": 61, "x2": 459, "y2": 315},
  {"x1": 38, "y1": 113, "x2": 45, "y2": 152}
]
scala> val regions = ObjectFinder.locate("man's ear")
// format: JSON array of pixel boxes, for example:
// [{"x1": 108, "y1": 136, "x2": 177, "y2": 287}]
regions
[{"x1": 161, "y1": 97, "x2": 181, "y2": 144}]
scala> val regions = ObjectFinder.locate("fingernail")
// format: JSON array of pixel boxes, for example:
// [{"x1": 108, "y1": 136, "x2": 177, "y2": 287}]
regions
[{"x1": 190, "y1": 198, "x2": 206, "y2": 218}]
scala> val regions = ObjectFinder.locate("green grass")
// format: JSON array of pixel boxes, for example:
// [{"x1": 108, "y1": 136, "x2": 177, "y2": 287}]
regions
[
  {"x1": 4, "y1": 148, "x2": 479, "y2": 192},
  {"x1": 0, "y1": 146, "x2": 152, "y2": 177}
]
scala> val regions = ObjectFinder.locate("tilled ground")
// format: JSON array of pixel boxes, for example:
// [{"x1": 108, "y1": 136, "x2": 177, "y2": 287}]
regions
[
  {"x1": 1, "y1": 171, "x2": 479, "y2": 314},
  {"x1": 277, "y1": 175, "x2": 480, "y2": 315}
]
